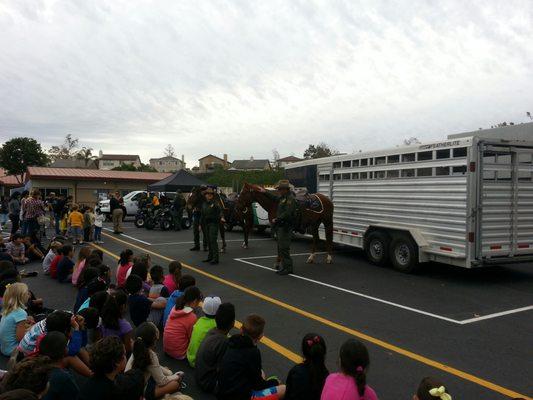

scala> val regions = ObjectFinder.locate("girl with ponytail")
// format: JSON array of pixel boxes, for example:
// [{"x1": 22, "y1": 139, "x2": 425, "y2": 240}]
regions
[
  {"x1": 285, "y1": 333, "x2": 329, "y2": 400},
  {"x1": 98, "y1": 290, "x2": 133, "y2": 354},
  {"x1": 163, "y1": 286, "x2": 202, "y2": 360},
  {"x1": 321, "y1": 339, "x2": 378, "y2": 400},
  {"x1": 126, "y1": 322, "x2": 183, "y2": 399},
  {"x1": 116, "y1": 249, "x2": 134, "y2": 288}
]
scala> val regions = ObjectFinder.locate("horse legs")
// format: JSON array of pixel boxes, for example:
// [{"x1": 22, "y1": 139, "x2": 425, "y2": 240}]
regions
[
  {"x1": 306, "y1": 225, "x2": 319, "y2": 264},
  {"x1": 324, "y1": 220, "x2": 333, "y2": 264},
  {"x1": 242, "y1": 215, "x2": 250, "y2": 249},
  {"x1": 219, "y1": 223, "x2": 226, "y2": 253}
]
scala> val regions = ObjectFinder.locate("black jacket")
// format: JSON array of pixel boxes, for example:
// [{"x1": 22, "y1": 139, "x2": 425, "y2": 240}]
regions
[{"x1": 216, "y1": 334, "x2": 275, "y2": 400}]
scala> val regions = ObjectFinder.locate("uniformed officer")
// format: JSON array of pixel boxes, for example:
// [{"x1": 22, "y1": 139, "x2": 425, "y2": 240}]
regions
[
  {"x1": 190, "y1": 186, "x2": 208, "y2": 251},
  {"x1": 172, "y1": 190, "x2": 186, "y2": 231},
  {"x1": 201, "y1": 188, "x2": 222, "y2": 264},
  {"x1": 260, "y1": 180, "x2": 297, "y2": 275}
]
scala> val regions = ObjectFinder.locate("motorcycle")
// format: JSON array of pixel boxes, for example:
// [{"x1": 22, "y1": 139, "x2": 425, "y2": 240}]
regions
[{"x1": 134, "y1": 208, "x2": 148, "y2": 228}]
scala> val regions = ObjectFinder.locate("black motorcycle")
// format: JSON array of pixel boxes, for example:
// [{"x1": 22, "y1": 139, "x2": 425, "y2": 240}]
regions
[{"x1": 134, "y1": 208, "x2": 148, "y2": 228}]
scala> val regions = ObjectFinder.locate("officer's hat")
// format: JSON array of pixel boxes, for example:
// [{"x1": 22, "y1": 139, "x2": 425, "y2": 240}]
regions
[
  {"x1": 204, "y1": 187, "x2": 215, "y2": 194},
  {"x1": 276, "y1": 179, "x2": 291, "y2": 189}
]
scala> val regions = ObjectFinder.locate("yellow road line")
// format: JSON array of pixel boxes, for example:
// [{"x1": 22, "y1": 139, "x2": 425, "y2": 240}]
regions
[
  {"x1": 91, "y1": 242, "x2": 303, "y2": 364},
  {"x1": 98, "y1": 233, "x2": 531, "y2": 399}
]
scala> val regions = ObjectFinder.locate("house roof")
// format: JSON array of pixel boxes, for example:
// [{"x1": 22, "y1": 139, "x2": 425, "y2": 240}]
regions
[
  {"x1": 231, "y1": 159, "x2": 271, "y2": 170},
  {"x1": 198, "y1": 154, "x2": 225, "y2": 162},
  {"x1": 278, "y1": 156, "x2": 302, "y2": 162},
  {"x1": 0, "y1": 169, "x2": 23, "y2": 187},
  {"x1": 149, "y1": 156, "x2": 182, "y2": 162},
  {"x1": 99, "y1": 154, "x2": 140, "y2": 161},
  {"x1": 25, "y1": 167, "x2": 170, "y2": 182},
  {"x1": 50, "y1": 158, "x2": 99, "y2": 169}
]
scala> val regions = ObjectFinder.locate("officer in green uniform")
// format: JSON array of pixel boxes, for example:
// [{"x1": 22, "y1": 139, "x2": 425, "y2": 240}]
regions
[
  {"x1": 201, "y1": 187, "x2": 222, "y2": 264},
  {"x1": 190, "y1": 186, "x2": 208, "y2": 251},
  {"x1": 261, "y1": 180, "x2": 297, "y2": 275},
  {"x1": 172, "y1": 190, "x2": 186, "y2": 231}
]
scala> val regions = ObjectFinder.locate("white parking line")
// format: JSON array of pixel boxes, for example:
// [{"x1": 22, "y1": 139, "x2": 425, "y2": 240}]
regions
[
  {"x1": 102, "y1": 228, "x2": 152, "y2": 245},
  {"x1": 151, "y1": 238, "x2": 272, "y2": 246},
  {"x1": 234, "y1": 255, "x2": 533, "y2": 325}
]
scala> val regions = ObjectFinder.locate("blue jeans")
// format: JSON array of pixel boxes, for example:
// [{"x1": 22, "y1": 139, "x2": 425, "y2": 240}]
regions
[
  {"x1": 54, "y1": 214, "x2": 62, "y2": 235},
  {"x1": 0, "y1": 213, "x2": 8, "y2": 226},
  {"x1": 94, "y1": 226, "x2": 102, "y2": 242}
]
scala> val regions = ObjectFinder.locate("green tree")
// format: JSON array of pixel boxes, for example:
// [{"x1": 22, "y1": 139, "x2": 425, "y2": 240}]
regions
[
  {"x1": 49, "y1": 134, "x2": 79, "y2": 160},
  {"x1": 137, "y1": 163, "x2": 157, "y2": 172},
  {"x1": 0, "y1": 137, "x2": 49, "y2": 183},
  {"x1": 303, "y1": 143, "x2": 339, "y2": 159},
  {"x1": 111, "y1": 163, "x2": 157, "y2": 172}
]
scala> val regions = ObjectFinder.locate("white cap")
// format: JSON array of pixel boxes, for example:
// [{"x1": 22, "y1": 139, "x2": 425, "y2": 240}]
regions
[{"x1": 202, "y1": 296, "x2": 222, "y2": 316}]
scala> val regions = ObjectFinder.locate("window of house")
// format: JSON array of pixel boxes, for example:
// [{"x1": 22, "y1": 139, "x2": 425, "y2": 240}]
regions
[
  {"x1": 333, "y1": 162, "x2": 341, "y2": 169},
  {"x1": 360, "y1": 159, "x2": 368, "y2": 166},
  {"x1": 436, "y1": 149, "x2": 450, "y2": 159},
  {"x1": 333, "y1": 174, "x2": 342, "y2": 181},
  {"x1": 436, "y1": 166, "x2": 450, "y2": 176},
  {"x1": 417, "y1": 167, "x2": 432, "y2": 177},
  {"x1": 342, "y1": 161, "x2": 351, "y2": 168},
  {"x1": 417, "y1": 151, "x2": 433, "y2": 161},
  {"x1": 351, "y1": 172, "x2": 359, "y2": 180},
  {"x1": 360, "y1": 171, "x2": 368, "y2": 179},
  {"x1": 402, "y1": 153, "x2": 415, "y2": 162},
  {"x1": 375, "y1": 156, "x2": 386, "y2": 165},
  {"x1": 453, "y1": 147, "x2": 467, "y2": 158},
  {"x1": 352, "y1": 159, "x2": 360, "y2": 167},
  {"x1": 401, "y1": 169, "x2": 415, "y2": 177},
  {"x1": 375, "y1": 170, "x2": 386, "y2": 179},
  {"x1": 387, "y1": 170, "x2": 400, "y2": 178},
  {"x1": 388, "y1": 155, "x2": 400, "y2": 164},
  {"x1": 342, "y1": 173, "x2": 351, "y2": 180},
  {"x1": 452, "y1": 166, "x2": 467, "y2": 175}
]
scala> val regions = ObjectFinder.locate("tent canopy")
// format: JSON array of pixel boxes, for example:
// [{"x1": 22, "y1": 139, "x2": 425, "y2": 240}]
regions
[{"x1": 147, "y1": 169, "x2": 208, "y2": 192}]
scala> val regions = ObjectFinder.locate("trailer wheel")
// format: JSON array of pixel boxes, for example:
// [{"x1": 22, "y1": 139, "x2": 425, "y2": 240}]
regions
[
  {"x1": 365, "y1": 231, "x2": 390, "y2": 266},
  {"x1": 389, "y1": 234, "x2": 419, "y2": 273}
]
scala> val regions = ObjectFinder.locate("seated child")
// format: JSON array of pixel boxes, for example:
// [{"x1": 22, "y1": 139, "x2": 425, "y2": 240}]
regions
[
  {"x1": 39, "y1": 331, "x2": 80, "y2": 400},
  {"x1": 0, "y1": 283, "x2": 33, "y2": 356},
  {"x1": 56, "y1": 245, "x2": 74, "y2": 283},
  {"x1": 79, "y1": 336, "x2": 128, "y2": 400},
  {"x1": 49, "y1": 247, "x2": 64, "y2": 279},
  {"x1": 163, "y1": 261, "x2": 182, "y2": 294},
  {"x1": 0, "y1": 355, "x2": 52, "y2": 397},
  {"x1": 217, "y1": 314, "x2": 286, "y2": 400},
  {"x1": 5, "y1": 234, "x2": 28, "y2": 265},
  {"x1": 320, "y1": 339, "x2": 378, "y2": 400},
  {"x1": 22, "y1": 235, "x2": 45, "y2": 262},
  {"x1": 414, "y1": 377, "x2": 452, "y2": 400},
  {"x1": 285, "y1": 334, "x2": 328, "y2": 400},
  {"x1": 163, "y1": 275, "x2": 196, "y2": 326},
  {"x1": 187, "y1": 296, "x2": 221, "y2": 367},
  {"x1": 163, "y1": 286, "x2": 202, "y2": 360},
  {"x1": 97, "y1": 290, "x2": 133, "y2": 354},
  {"x1": 71, "y1": 246, "x2": 91, "y2": 286},
  {"x1": 125, "y1": 274, "x2": 165, "y2": 328},
  {"x1": 42, "y1": 241, "x2": 62, "y2": 275},
  {"x1": 147, "y1": 265, "x2": 169, "y2": 326},
  {"x1": 125, "y1": 322, "x2": 183, "y2": 399},
  {"x1": 195, "y1": 302, "x2": 235, "y2": 393},
  {"x1": 116, "y1": 249, "x2": 133, "y2": 288}
]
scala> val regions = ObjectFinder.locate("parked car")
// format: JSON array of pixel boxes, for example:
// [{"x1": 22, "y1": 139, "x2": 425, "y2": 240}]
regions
[{"x1": 99, "y1": 191, "x2": 176, "y2": 219}]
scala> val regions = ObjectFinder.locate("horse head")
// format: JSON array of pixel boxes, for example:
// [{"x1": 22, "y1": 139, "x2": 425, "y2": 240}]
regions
[{"x1": 186, "y1": 187, "x2": 203, "y2": 210}]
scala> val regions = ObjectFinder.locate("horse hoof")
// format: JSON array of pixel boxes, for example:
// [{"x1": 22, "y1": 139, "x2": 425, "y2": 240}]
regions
[
  {"x1": 306, "y1": 255, "x2": 315, "y2": 264},
  {"x1": 326, "y1": 255, "x2": 333, "y2": 264},
  {"x1": 241, "y1": 243, "x2": 248, "y2": 249}
]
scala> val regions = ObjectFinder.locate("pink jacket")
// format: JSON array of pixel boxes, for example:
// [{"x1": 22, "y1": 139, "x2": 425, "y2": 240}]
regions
[
  {"x1": 71, "y1": 260, "x2": 86, "y2": 286},
  {"x1": 321, "y1": 373, "x2": 378, "y2": 400},
  {"x1": 163, "y1": 307, "x2": 197, "y2": 359}
]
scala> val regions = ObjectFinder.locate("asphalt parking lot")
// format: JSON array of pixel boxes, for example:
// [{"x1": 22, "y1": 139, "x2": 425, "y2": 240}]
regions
[{"x1": 3, "y1": 221, "x2": 532, "y2": 400}]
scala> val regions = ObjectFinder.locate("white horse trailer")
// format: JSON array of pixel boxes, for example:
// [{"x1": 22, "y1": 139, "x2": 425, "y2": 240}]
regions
[{"x1": 285, "y1": 135, "x2": 533, "y2": 272}]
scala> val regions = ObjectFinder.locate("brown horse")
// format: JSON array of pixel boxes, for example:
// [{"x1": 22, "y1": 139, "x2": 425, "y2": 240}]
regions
[
  {"x1": 237, "y1": 182, "x2": 334, "y2": 264},
  {"x1": 186, "y1": 187, "x2": 228, "y2": 252}
]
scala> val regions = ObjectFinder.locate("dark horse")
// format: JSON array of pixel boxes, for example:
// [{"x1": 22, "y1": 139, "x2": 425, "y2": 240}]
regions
[
  {"x1": 237, "y1": 182, "x2": 334, "y2": 263},
  {"x1": 186, "y1": 187, "x2": 233, "y2": 252}
]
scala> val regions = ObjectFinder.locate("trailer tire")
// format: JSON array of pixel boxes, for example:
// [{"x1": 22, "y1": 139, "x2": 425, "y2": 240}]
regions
[
  {"x1": 389, "y1": 234, "x2": 419, "y2": 273},
  {"x1": 365, "y1": 231, "x2": 390, "y2": 266}
]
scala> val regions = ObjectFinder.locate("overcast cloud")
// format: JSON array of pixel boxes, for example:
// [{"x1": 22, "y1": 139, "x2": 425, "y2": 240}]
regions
[{"x1": 1, "y1": 0, "x2": 532, "y2": 166}]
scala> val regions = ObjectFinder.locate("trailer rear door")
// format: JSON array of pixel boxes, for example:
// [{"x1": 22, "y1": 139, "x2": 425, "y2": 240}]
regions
[{"x1": 478, "y1": 142, "x2": 533, "y2": 260}]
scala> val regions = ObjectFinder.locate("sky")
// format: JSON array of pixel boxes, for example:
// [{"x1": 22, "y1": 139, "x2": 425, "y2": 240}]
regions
[{"x1": 0, "y1": 0, "x2": 532, "y2": 167}]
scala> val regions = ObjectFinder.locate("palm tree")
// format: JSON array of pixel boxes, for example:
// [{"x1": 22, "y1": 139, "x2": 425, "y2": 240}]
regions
[{"x1": 76, "y1": 147, "x2": 96, "y2": 166}]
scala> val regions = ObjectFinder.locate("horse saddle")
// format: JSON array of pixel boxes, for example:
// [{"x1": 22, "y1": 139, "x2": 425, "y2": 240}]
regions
[{"x1": 294, "y1": 192, "x2": 322, "y2": 212}]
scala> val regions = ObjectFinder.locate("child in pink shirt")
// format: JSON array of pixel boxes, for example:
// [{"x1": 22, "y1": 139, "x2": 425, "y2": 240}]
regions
[
  {"x1": 321, "y1": 339, "x2": 378, "y2": 400},
  {"x1": 163, "y1": 260, "x2": 182, "y2": 294},
  {"x1": 163, "y1": 286, "x2": 202, "y2": 360},
  {"x1": 116, "y1": 249, "x2": 133, "y2": 288}
]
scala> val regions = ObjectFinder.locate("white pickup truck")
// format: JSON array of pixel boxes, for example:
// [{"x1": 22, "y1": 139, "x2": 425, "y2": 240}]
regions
[{"x1": 99, "y1": 191, "x2": 176, "y2": 217}]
